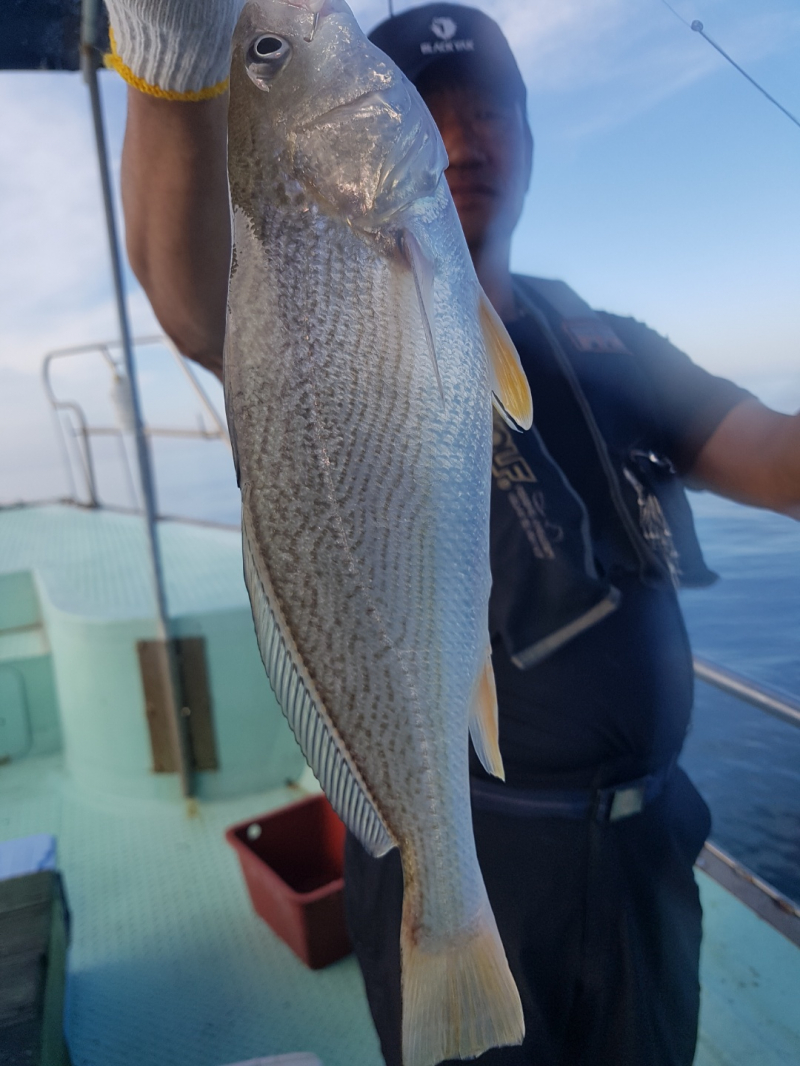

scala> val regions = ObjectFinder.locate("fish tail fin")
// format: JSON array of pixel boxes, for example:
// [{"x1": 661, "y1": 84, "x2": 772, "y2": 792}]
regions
[{"x1": 400, "y1": 896, "x2": 524, "y2": 1066}]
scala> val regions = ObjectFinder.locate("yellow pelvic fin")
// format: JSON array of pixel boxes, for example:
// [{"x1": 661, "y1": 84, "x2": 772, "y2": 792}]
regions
[
  {"x1": 400, "y1": 895, "x2": 525, "y2": 1066},
  {"x1": 479, "y1": 289, "x2": 533, "y2": 431},
  {"x1": 469, "y1": 652, "x2": 505, "y2": 781}
]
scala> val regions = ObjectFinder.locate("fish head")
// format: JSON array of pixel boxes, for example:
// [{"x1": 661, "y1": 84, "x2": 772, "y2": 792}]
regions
[{"x1": 229, "y1": 0, "x2": 448, "y2": 230}]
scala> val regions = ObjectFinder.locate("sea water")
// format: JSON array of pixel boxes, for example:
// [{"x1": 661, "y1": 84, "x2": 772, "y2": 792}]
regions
[{"x1": 680, "y1": 491, "x2": 800, "y2": 903}]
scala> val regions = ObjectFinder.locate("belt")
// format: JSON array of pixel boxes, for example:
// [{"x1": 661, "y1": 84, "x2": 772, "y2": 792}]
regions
[{"x1": 470, "y1": 758, "x2": 677, "y2": 824}]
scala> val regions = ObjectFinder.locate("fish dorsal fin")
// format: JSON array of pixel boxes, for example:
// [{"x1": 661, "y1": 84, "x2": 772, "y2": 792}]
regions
[
  {"x1": 468, "y1": 651, "x2": 505, "y2": 781},
  {"x1": 400, "y1": 229, "x2": 445, "y2": 405},
  {"x1": 479, "y1": 289, "x2": 533, "y2": 431},
  {"x1": 242, "y1": 504, "x2": 393, "y2": 858}
]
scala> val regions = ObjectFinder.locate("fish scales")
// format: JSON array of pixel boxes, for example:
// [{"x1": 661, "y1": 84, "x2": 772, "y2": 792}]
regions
[
  {"x1": 225, "y1": 3, "x2": 531, "y2": 1063},
  {"x1": 233, "y1": 199, "x2": 486, "y2": 896}
]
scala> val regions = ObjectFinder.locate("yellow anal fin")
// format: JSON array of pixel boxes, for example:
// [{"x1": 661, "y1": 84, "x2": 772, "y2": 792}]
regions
[
  {"x1": 479, "y1": 289, "x2": 533, "y2": 431},
  {"x1": 401, "y1": 894, "x2": 525, "y2": 1066},
  {"x1": 469, "y1": 652, "x2": 505, "y2": 781}
]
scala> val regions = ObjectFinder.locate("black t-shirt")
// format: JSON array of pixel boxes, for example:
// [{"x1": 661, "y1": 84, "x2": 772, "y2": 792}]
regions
[{"x1": 483, "y1": 306, "x2": 751, "y2": 790}]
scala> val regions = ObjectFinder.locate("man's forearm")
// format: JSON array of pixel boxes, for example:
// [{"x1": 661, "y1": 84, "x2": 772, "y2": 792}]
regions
[
  {"x1": 690, "y1": 399, "x2": 800, "y2": 519},
  {"x1": 121, "y1": 89, "x2": 230, "y2": 380}
]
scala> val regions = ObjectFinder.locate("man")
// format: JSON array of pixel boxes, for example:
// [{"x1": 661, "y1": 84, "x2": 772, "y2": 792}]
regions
[
  {"x1": 108, "y1": 1, "x2": 800, "y2": 1063},
  {"x1": 341, "y1": 8, "x2": 797, "y2": 1066}
]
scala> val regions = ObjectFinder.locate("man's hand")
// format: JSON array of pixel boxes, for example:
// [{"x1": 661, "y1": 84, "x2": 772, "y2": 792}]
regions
[
  {"x1": 690, "y1": 398, "x2": 800, "y2": 519},
  {"x1": 104, "y1": 0, "x2": 244, "y2": 100},
  {"x1": 122, "y1": 90, "x2": 230, "y2": 380}
]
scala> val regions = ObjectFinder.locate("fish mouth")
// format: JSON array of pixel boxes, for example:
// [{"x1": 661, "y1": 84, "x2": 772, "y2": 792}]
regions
[{"x1": 301, "y1": 89, "x2": 402, "y2": 131}]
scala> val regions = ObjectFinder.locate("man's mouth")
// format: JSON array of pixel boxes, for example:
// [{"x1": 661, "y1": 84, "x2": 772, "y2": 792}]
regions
[{"x1": 447, "y1": 181, "x2": 497, "y2": 201}]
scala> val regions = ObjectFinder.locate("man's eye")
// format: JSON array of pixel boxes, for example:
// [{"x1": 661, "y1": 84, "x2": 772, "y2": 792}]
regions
[{"x1": 475, "y1": 107, "x2": 512, "y2": 123}]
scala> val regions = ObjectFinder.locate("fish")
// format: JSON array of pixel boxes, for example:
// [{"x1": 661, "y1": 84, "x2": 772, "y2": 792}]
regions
[{"x1": 224, "y1": 2, "x2": 533, "y2": 1064}]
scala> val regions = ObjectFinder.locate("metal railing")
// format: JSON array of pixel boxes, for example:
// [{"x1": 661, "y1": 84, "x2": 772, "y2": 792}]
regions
[
  {"x1": 41, "y1": 335, "x2": 229, "y2": 512},
  {"x1": 693, "y1": 656, "x2": 800, "y2": 730},
  {"x1": 696, "y1": 840, "x2": 800, "y2": 947},
  {"x1": 692, "y1": 655, "x2": 800, "y2": 944}
]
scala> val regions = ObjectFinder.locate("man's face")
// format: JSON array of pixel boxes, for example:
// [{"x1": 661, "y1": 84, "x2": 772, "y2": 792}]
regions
[{"x1": 419, "y1": 79, "x2": 533, "y2": 252}]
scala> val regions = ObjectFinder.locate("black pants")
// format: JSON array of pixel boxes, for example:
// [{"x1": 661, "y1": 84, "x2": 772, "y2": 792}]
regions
[{"x1": 344, "y1": 767, "x2": 711, "y2": 1066}]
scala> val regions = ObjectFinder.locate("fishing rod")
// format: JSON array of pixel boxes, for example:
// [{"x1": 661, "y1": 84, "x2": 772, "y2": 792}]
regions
[
  {"x1": 659, "y1": 0, "x2": 800, "y2": 132},
  {"x1": 80, "y1": 0, "x2": 194, "y2": 799}
]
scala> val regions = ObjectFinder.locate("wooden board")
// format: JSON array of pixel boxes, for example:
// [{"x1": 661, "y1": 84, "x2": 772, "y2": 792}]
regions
[
  {"x1": 177, "y1": 637, "x2": 218, "y2": 772},
  {"x1": 0, "y1": 871, "x2": 71, "y2": 1065},
  {"x1": 138, "y1": 637, "x2": 218, "y2": 774}
]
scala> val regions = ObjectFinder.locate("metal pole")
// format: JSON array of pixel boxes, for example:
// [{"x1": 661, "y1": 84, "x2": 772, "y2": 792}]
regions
[
  {"x1": 690, "y1": 21, "x2": 800, "y2": 134},
  {"x1": 80, "y1": 0, "x2": 192, "y2": 796},
  {"x1": 77, "y1": 415, "x2": 100, "y2": 507},
  {"x1": 162, "y1": 337, "x2": 232, "y2": 448}
]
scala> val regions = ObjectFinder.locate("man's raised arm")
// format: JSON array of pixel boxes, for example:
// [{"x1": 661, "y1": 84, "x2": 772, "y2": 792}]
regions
[
  {"x1": 122, "y1": 92, "x2": 230, "y2": 380},
  {"x1": 105, "y1": 0, "x2": 244, "y2": 380}
]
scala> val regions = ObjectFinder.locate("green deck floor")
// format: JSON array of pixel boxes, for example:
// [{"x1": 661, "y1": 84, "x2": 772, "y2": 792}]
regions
[
  {"x1": 0, "y1": 755, "x2": 382, "y2": 1066},
  {"x1": 1, "y1": 504, "x2": 797, "y2": 1065},
  {"x1": 0, "y1": 504, "x2": 249, "y2": 620},
  {"x1": 695, "y1": 875, "x2": 800, "y2": 1065},
  {"x1": 2, "y1": 754, "x2": 799, "y2": 1066}
]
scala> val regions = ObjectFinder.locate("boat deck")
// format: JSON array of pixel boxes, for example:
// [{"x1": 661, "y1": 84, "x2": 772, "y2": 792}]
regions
[
  {"x1": 1, "y1": 503, "x2": 797, "y2": 1065},
  {"x1": 1, "y1": 755, "x2": 381, "y2": 1066},
  {"x1": 0, "y1": 503, "x2": 305, "y2": 801},
  {"x1": 1, "y1": 753, "x2": 798, "y2": 1066},
  {"x1": 0, "y1": 503, "x2": 252, "y2": 621}
]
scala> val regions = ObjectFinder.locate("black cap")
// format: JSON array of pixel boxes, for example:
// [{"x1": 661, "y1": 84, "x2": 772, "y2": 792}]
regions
[{"x1": 369, "y1": 3, "x2": 526, "y2": 107}]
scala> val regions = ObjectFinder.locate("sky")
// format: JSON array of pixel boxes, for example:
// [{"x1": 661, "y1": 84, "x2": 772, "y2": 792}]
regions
[{"x1": 1, "y1": 0, "x2": 799, "y2": 507}]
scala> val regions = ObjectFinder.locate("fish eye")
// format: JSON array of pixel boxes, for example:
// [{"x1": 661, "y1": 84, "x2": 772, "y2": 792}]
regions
[
  {"x1": 246, "y1": 34, "x2": 292, "y2": 90},
  {"x1": 253, "y1": 35, "x2": 287, "y2": 59}
]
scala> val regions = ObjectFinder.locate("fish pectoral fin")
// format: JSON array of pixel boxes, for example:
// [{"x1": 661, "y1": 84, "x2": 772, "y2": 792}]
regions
[
  {"x1": 468, "y1": 652, "x2": 505, "y2": 781},
  {"x1": 241, "y1": 502, "x2": 394, "y2": 859},
  {"x1": 479, "y1": 289, "x2": 533, "y2": 431},
  {"x1": 400, "y1": 229, "x2": 445, "y2": 406}
]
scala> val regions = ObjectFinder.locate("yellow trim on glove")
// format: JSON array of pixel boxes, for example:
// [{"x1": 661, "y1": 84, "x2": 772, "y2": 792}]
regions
[{"x1": 104, "y1": 27, "x2": 229, "y2": 101}]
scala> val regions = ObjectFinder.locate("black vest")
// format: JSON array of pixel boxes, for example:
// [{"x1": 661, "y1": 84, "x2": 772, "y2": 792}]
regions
[{"x1": 488, "y1": 276, "x2": 716, "y2": 670}]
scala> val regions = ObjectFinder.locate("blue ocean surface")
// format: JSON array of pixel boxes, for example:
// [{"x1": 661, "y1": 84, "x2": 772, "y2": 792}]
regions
[{"x1": 680, "y1": 492, "x2": 800, "y2": 904}]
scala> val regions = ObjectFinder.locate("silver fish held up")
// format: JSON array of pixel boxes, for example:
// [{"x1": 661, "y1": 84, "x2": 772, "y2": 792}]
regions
[{"x1": 224, "y1": 2, "x2": 533, "y2": 1063}]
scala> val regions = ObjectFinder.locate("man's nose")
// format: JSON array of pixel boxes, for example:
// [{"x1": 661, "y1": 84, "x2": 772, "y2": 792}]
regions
[{"x1": 438, "y1": 113, "x2": 486, "y2": 167}]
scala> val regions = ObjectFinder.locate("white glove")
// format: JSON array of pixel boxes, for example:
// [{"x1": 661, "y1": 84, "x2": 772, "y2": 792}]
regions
[{"x1": 104, "y1": 0, "x2": 245, "y2": 99}]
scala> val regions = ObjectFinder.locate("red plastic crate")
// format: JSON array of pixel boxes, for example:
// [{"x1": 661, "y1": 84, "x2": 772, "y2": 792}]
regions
[{"x1": 226, "y1": 793, "x2": 351, "y2": 969}]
